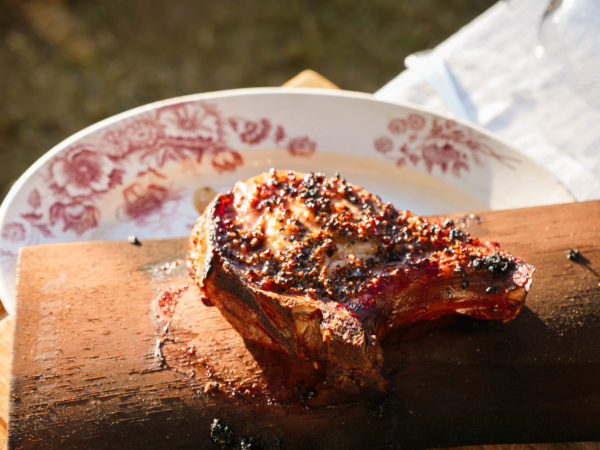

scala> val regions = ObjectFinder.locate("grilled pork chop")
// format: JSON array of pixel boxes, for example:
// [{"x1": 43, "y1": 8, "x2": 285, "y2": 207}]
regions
[{"x1": 188, "y1": 170, "x2": 534, "y2": 387}]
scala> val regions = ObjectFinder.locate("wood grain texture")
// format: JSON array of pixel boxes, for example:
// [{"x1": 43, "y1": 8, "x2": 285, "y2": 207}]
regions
[
  {"x1": 0, "y1": 314, "x2": 10, "y2": 450},
  {"x1": 8, "y1": 200, "x2": 600, "y2": 449},
  {"x1": 0, "y1": 70, "x2": 338, "y2": 449},
  {"x1": 281, "y1": 69, "x2": 340, "y2": 89}
]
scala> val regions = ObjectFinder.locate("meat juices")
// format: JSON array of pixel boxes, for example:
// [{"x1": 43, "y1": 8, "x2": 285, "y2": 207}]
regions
[{"x1": 188, "y1": 170, "x2": 534, "y2": 388}]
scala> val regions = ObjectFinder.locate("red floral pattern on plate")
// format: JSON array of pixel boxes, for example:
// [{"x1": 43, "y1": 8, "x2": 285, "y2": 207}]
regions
[
  {"x1": 407, "y1": 114, "x2": 426, "y2": 131},
  {"x1": 159, "y1": 103, "x2": 223, "y2": 143},
  {"x1": 374, "y1": 136, "x2": 394, "y2": 154},
  {"x1": 388, "y1": 118, "x2": 407, "y2": 135},
  {"x1": 27, "y1": 189, "x2": 41, "y2": 209},
  {"x1": 104, "y1": 119, "x2": 164, "y2": 159},
  {"x1": 0, "y1": 100, "x2": 318, "y2": 253},
  {"x1": 49, "y1": 202, "x2": 100, "y2": 235},
  {"x1": 229, "y1": 117, "x2": 271, "y2": 144},
  {"x1": 374, "y1": 115, "x2": 519, "y2": 176},
  {"x1": 211, "y1": 147, "x2": 244, "y2": 172},
  {"x1": 287, "y1": 136, "x2": 317, "y2": 157},
  {"x1": 1, "y1": 223, "x2": 26, "y2": 242},
  {"x1": 119, "y1": 182, "x2": 171, "y2": 224},
  {"x1": 49, "y1": 144, "x2": 122, "y2": 198}
]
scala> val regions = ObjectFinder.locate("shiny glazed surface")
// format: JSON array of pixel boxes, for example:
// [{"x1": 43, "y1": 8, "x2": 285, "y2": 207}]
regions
[{"x1": 188, "y1": 170, "x2": 534, "y2": 386}]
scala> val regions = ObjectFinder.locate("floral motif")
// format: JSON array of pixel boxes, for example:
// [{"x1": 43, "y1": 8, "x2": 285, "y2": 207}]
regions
[
  {"x1": 240, "y1": 119, "x2": 271, "y2": 145},
  {"x1": 2, "y1": 222, "x2": 26, "y2": 242},
  {"x1": 49, "y1": 144, "x2": 122, "y2": 198},
  {"x1": 421, "y1": 142, "x2": 469, "y2": 176},
  {"x1": 139, "y1": 142, "x2": 193, "y2": 168},
  {"x1": 388, "y1": 119, "x2": 407, "y2": 135},
  {"x1": 158, "y1": 103, "x2": 223, "y2": 143},
  {"x1": 104, "y1": 119, "x2": 164, "y2": 159},
  {"x1": 400, "y1": 144, "x2": 420, "y2": 165},
  {"x1": 374, "y1": 114, "x2": 518, "y2": 176},
  {"x1": 119, "y1": 182, "x2": 171, "y2": 223},
  {"x1": 274, "y1": 125, "x2": 286, "y2": 143},
  {"x1": 20, "y1": 212, "x2": 53, "y2": 238},
  {"x1": 211, "y1": 148, "x2": 243, "y2": 172},
  {"x1": 228, "y1": 117, "x2": 273, "y2": 145},
  {"x1": 287, "y1": 136, "x2": 316, "y2": 157},
  {"x1": 407, "y1": 114, "x2": 426, "y2": 131},
  {"x1": 1, "y1": 99, "x2": 319, "y2": 255},
  {"x1": 28, "y1": 189, "x2": 41, "y2": 209},
  {"x1": 123, "y1": 119, "x2": 163, "y2": 151},
  {"x1": 374, "y1": 136, "x2": 394, "y2": 154},
  {"x1": 49, "y1": 202, "x2": 100, "y2": 235}
]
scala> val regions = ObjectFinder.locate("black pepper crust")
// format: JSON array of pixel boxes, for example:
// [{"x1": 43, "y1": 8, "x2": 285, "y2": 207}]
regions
[
  {"x1": 208, "y1": 170, "x2": 519, "y2": 305},
  {"x1": 188, "y1": 170, "x2": 535, "y2": 388},
  {"x1": 188, "y1": 194, "x2": 301, "y2": 358}
]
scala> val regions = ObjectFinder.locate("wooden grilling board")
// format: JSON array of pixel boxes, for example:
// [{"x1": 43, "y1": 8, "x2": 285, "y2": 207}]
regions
[{"x1": 7, "y1": 200, "x2": 600, "y2": 449}]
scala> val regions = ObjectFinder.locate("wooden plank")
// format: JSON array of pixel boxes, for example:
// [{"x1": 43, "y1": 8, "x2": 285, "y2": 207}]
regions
[
  {"x1": 8, "y1": 200, "x2": 600, "y2": 449},
  {"x1": 0, "y1": 70, "x2": 338, "y2": 449},
  {"x1": 454, "y1": 443, "x2": 600, "y2": 450},
  {"x1": 281, "y1": 69, "x2": 340, "y2": 89},
  {"x1": 0, "y1": 316, "x2": 11, "y2": 423},
  {"x1": 0, "y1": 314, "x2": 8, "y2": 450}
]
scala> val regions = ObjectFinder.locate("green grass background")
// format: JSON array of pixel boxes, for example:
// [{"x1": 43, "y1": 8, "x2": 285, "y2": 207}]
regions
[{"x1": 0, "y1": 0, "x2": 495, "y2": 200}]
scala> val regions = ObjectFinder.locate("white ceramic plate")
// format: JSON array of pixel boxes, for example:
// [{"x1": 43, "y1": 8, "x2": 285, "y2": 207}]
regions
[{"x1": 0, "y1": 88, "x2": 573, "y2": 315}]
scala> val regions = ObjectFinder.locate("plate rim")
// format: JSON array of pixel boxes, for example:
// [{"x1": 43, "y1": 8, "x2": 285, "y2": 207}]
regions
[
  {"x1": 0, "y1": 87, "x2": 574, "y2": 227},
  {"x1": 0, "y1": 87, "x2": 574, "y2": 313}
]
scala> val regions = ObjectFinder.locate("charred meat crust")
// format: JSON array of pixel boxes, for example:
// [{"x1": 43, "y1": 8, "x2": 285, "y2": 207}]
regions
[
  {"x1": 190, "y1": 196, "x2": 382, "y2": 383},
  {"x1": 188, "y1": 170, "x2": 534, "y2": 388},
  {"x1": 190, "y1": 198, "x2": 299, "y2": 356}
]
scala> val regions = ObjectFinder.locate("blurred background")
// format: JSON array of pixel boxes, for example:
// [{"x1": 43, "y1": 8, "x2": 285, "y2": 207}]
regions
[{"x1": 0, "y1": 0, "x2": 494, "y2": 201}]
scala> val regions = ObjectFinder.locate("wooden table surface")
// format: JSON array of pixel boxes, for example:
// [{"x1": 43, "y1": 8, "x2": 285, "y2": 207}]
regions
[
  {"x1": 1, "y1": 71, "x2": 598, "y2": 449},
  {"x1": 0, "y1": 304, "x2": 10, "y2": 448},
  {"x1": 0, "y1": 70, "x2": 333, "y2": 449}
]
